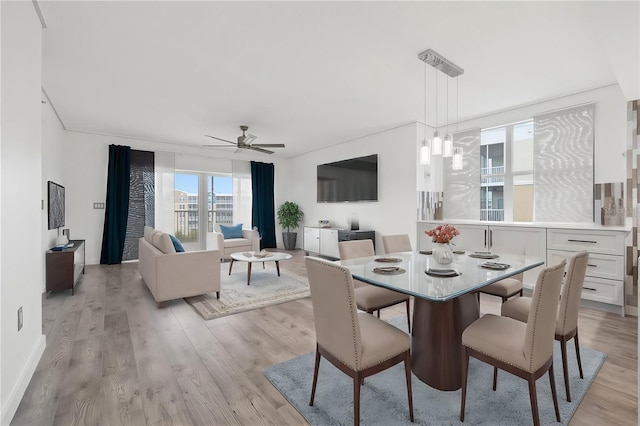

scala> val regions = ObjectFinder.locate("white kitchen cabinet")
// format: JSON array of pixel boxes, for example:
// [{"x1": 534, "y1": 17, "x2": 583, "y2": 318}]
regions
[
  {"x1": 547, "y1": 228, "x2": 626, "y2": 314},
  {"x1": 417, "y1": 222, "x2": 546, "y2": 288}
]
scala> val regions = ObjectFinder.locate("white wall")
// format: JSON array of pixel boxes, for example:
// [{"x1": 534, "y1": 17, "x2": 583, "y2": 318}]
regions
[
  {"x1": 0, "y1": 3, "x2": 46, "y2": 423},
  {"x1": 63, "y1": 132, "x2": 292, "y2": 264},
  {"x1": 41, "y1": 95, "x2": 67, "y2": 290},
  {"x1": 289, "y1": 123, "x2": 419, "y2": 252}
]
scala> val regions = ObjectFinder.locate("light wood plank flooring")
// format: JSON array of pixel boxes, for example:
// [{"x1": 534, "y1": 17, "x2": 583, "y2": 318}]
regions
[{"x1": 12, "y1": 249, "x2": 638, "y2": 425}]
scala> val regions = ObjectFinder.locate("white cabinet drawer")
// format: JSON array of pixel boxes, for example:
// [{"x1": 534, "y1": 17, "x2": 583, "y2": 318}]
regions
[
  {"x1": 546, "y1": 228, "x2": 625, "y2": 255},
  {"x1": 547, "y1": 250, "x2": 624, "y2": 281},
  {"x1": 580, "y1": 276, "x2": 623, "y2": 306}
]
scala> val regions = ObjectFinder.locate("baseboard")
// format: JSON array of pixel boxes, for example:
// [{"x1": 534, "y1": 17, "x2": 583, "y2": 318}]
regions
[{"x1": 1, "y1": 334, "x2": 46, "y2": 426}]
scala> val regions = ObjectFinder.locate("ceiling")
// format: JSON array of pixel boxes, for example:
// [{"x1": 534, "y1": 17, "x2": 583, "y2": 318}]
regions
[{"x1": 40, "y1": 1, "x2": 639, "y2": 159}]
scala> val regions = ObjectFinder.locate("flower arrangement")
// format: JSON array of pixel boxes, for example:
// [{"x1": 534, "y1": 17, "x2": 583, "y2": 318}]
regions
[{"x1": 425, "y1": 224, "x2": 460, "y2": 244}]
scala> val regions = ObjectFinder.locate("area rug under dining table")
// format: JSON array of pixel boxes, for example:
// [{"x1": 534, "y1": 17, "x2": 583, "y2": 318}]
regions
[
  {"x1": 264, "y1": 316, "x2": 607, "y2": 425},
  {"x1": 185, "y1": 263, "x2": 310, "y2": 320}
]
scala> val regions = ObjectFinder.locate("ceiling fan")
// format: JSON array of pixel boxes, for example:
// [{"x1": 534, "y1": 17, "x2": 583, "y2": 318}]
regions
[{"x1": 204, "y1": 125, "x2": 285, "y2": 154}]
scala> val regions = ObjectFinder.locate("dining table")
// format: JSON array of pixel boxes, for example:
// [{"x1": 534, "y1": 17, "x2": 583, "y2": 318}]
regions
[{"x1": 336, "y1": 250, "x2": 544, "y2": 391}]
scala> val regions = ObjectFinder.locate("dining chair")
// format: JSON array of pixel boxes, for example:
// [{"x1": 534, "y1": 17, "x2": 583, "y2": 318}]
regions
[
  {"x1": 339, "y1": 240, "x2": 411, "y2": 331},
  {"x1": 382, "y1": 234, "x2": 412, "y2": 254},
  {"x1": 460, "y1": 260, "x2": 566, "y2": 426},
  {"x1": 305, "y1": 256, "x2": 414, "y2": 426},
  {"x1": 478, "y1": 273, "x2": 523, "y2": 303},
  {"x1": 501, "y1": 251, "x2": 588, "y2": 402}
]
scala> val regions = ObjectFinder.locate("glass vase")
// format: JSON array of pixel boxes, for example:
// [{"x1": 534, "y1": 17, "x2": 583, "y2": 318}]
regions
[{"x1": 433, "y1": 243, "x2": 453, "y2": 265}]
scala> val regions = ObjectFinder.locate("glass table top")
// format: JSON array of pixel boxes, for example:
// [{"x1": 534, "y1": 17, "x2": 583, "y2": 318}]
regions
[{"x1": 336, "y1": 251, "x2": 544, "y2": 302}]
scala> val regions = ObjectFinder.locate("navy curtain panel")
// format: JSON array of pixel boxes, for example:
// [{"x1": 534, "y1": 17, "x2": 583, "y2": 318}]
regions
[
  {"x1": 251, "y1": 161, "x2": 276, "y2": 249},
  {"x1": 100, "y1": 145, "x2": 131, "y2": 264}
]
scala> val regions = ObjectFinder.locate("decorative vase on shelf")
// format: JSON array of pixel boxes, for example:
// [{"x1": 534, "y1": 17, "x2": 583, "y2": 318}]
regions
[{"x1": 433, "y1": 243, "x2": 453, "y2": 265}]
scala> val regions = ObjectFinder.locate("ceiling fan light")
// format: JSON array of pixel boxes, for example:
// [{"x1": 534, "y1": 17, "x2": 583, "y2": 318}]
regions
[
  {"x1": 244, "y1": 134, "x2": 257, "y2": 145},
  {"x1": 443, "y1": 134, "x2": 453, "y2": 157},
  {"x1": 432, "y1": 131, "x2": 443, "y2": 156}
]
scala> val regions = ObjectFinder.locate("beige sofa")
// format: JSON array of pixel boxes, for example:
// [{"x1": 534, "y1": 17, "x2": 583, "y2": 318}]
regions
[
  {"x1": 139, "y1": 226, "x2": 221, "y2": 307},
  {"x1": 207, "y1": 225, "x2": 260, "y2": 260}
]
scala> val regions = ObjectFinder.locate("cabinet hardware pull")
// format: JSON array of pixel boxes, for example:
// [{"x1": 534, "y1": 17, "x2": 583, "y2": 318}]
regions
[
  {"x1": 567, "y1": 239, "x2": 597, "y2": 244},
  {"x1": 484, "y1": 229, "x2": 487, "y2": 248},
  {"x1": 489, "y1": 229, "x2": 493, "y2": 249},
  {"x1": 583, "y1": 287, "x2": 597, "y2": 291},
  {"x1": 587, "y1": 264, "x2": 598, "y2": 267}
]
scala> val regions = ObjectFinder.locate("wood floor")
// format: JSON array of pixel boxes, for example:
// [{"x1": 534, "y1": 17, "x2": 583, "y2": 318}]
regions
[{"x1": 12, "y1": 249, "x2": 638, "y2": 425}]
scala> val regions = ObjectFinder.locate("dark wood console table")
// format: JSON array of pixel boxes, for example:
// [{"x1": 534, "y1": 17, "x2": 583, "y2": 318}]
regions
[{"x1": 46, "y1": 239, "x2": 85, "y2": 295}]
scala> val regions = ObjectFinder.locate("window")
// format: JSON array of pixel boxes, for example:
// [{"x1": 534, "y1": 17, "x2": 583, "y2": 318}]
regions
[{"x1": 480, "y1": 120, "x2": 533, "y2": 222}]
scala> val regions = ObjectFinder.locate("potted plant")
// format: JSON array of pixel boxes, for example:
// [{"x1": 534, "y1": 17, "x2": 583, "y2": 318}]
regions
[{"x1": 277, "y1": 201, "x2": 304, "y2": 250}]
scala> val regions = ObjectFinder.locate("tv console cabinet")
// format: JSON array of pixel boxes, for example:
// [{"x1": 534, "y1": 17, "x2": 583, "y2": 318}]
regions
[
  {"x1": 46, "y1": 239, "x2": 85, "y2": 295},
  {"x1": 303, "y1": 226, "x2": 375, "y2": 259}
]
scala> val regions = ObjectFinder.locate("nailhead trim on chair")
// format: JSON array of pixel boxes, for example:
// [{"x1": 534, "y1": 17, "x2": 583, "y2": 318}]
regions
[
  {"x1": 310, "y1": 259, "x2": 362, "y2": 371},
  {"x1": 309, "y1": 258, "x2": 409, "y2": 372}
]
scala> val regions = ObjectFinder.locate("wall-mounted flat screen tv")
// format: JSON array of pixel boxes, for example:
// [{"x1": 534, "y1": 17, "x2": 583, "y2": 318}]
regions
[
  {"x1": 48, "y1": 181, "x2": 65, "y2": 230},
  {"x1": 317, "y1": 154, "x2": 378, "y2": 202}
]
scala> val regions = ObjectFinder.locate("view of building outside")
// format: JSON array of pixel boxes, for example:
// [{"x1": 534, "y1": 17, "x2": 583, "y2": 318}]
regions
[
  {"x1": 175, "y1": 174, "x2": 233, "y2": 242},
  {"x1": 480, "y1": 120, "x2": 534, "y2": 222}
]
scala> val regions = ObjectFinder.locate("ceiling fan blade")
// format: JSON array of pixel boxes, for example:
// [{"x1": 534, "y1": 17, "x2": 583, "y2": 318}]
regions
[
  {"x1": 250, "y1": 144, "x2": 285, "y2": 148},
  {"x1": 204, "y1": 135, "x2": 236, "y2": 145},
  {"x1": 203, "y1": 144, "x2": 236, "y2": 148},
  {"x1": 249, "y1": 146, "x2": 274, "y2": 154}
]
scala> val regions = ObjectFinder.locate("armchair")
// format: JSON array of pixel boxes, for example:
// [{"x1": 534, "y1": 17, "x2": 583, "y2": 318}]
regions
[{"x1": 207, "y1": 225, "x2": 260, "y2": 260}]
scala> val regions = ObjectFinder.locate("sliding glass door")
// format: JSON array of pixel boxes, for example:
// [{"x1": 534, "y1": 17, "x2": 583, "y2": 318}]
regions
[{"x1": 175, "y1": 171, "x2": 250, "y2": 251}]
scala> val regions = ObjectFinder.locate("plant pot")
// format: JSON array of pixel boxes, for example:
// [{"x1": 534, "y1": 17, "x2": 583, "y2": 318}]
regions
[{"x1": 282, "y1": 232, "x2": 298, "y2": 250}]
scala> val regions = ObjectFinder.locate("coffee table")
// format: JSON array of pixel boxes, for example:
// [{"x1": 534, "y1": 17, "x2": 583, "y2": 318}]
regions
[{"x1": 228, "y1": 251, "x2": 293, "y2": 285}]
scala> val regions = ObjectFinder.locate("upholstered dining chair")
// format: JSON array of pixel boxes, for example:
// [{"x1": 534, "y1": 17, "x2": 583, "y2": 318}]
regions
[
  {"x1": 502, "y1": 251, "x2": 588, "y2": 402},
  {"x1": 460, "y1": 260, "x2": 566, "y2": 426},
  {"x1": 305, "y1": 257, "x2": 414, "y2": 425},
  {"x1": 339, "y1": 240, "x2": 411, "y2": 331},
  {"x1": 478, "y1": 273, "x2": 524, "y2": 303},
  {"x1": 382, "y1": 234, "x2": 412, "y2": 254}
]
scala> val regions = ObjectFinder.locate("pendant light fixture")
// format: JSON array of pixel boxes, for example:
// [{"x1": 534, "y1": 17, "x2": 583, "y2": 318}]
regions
[
  {"x1": 431, "y1": 70, "x2": 443, "y2": 156},
  {"x1": 419, "y1": 60, "x2": 431, "y2": 165},
  {"x1": 442, "y1": 76, "x2": 453, "y2": 157},
  {"x1": 418, "y1": 49, "x2": 463, "y2": 162}
]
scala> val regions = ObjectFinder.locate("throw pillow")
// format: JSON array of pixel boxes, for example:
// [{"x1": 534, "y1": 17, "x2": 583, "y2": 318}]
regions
[
  {"x1": 169, "y1": 234, "x2": 185, "y2": 252},
  {"x1": 220, "y1": 223, "x2": 244, "y2": 239}
]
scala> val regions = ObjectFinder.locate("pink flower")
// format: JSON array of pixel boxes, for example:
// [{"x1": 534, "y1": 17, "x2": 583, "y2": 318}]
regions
[{"x1": 425, "y1": 224, "x2": 460, "y2": 244}]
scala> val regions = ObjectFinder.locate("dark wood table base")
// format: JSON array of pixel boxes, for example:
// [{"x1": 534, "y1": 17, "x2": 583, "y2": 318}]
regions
[
  {"x1": 228, "y1": 259, "x2": 282, "y2": 285},
  {"x1": 411, "y1": 292, "x2": 480, "y2": 391}
]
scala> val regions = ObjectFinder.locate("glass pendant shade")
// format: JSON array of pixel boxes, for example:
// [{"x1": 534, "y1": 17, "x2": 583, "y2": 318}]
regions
[
  {"x1": 431, "y1": 131, "x2": 443, "y2": 155},
  {"x1": 420, "y1": 139, "x2": 431, "y2": 165},
  {"x1": 443, "y1": 134, "x2": 453, "y2": 157},
  {"x1": 452, "y1": 147, "x2": 463, "y2": 170}
]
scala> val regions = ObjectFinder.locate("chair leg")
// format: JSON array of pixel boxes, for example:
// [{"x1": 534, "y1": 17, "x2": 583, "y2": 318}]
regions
[
  {"x1": 574, "y1": 329, "x2": 584, "y2": 379},
  {"x1": 559, "y1": 337, "x2": 571, "y2": 402},
  {"x1": 519, "y1": 289, "x2": 523, "y2": 297},
  {"x1": 492, "y1": 367, "x2": 498, "y2": 391},
  {"x1": 216, "y1": 291, "x2": 220, "y2": 299},
  {"x1": 403, "y1": 351, "x2": 414, "y2": 422},
  {"x1": 548, "y1": 363, "x2": 561, "y2": 422},
  {"x1": 460, "y1": 346, "x2": 469, "y2": 422},
  {"x1": 353, "y1": 374, "x2": 361, "y2": 426},
  {"x1": 527, "y1": 374, "x2": 541, "y2": 426},
  {"x1": 309, "y1": 348, "x2": 321, "y2": 406},
  {"x1": 377, "y1": 310, "x2": 380, "y2": 318},
  {"x1": 405, "y1": 299, "x2": 411, "y2": 333}
]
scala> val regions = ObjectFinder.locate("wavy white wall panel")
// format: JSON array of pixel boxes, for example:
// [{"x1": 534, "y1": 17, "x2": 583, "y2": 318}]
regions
[{"x1": 443, "y1": 129, "x2": 481, "y2": 220}]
